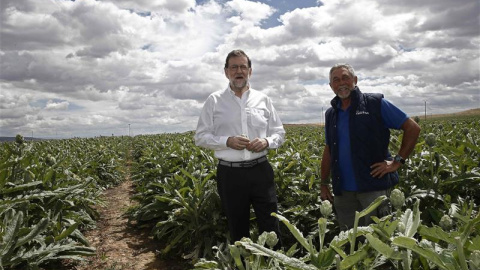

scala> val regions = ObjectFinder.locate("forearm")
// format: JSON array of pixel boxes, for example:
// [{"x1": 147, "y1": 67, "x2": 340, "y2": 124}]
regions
[
  {"x1": 320, "y1": 145, "x2": 331, "y2": 185},
  {"x1": 398, "y1": 118, "x2": 421, "y2": 159},
  {"x1": 195, "y1": 132, "x2": 229, "y2": 150}
]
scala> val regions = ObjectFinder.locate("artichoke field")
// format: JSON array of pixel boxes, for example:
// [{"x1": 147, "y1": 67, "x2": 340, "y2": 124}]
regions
[{"x1": 1, "y1": 116, "x2": 479, "y2": 269}]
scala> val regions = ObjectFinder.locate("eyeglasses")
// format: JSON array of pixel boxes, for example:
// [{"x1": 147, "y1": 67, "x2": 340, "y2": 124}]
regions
[{"x1": 227, "y1": 65, "x2": 249, "y2": 72}]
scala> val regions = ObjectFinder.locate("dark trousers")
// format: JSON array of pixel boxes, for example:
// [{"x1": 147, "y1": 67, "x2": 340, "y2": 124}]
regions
[{"x1": 216, "y1": 161, "x2": 281, "y2": 245}]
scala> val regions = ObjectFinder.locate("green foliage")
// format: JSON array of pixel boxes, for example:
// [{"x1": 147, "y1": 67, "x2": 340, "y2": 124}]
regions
[
  {"x1": 0, "y1": 136, "x2": 128, "y2": 268},
  {"x1": 3, "y1": 116, "x2": 478, "y2": 269}
]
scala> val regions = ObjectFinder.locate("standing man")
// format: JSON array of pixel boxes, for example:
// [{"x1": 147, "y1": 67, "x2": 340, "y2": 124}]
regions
[
  {"x1": 320, "y1": 63, "x2": 420, "y2": 230},
  {"x1": 195, "y1": 50, "x2": 285, "y2": 245}
]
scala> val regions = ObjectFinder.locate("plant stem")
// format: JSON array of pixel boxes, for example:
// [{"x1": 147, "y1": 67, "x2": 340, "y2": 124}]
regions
[
  {"x1": 402, "y1": 250, "x2": 411, "y2": 270},
  {"x1": 455, "y1": 236, "x2": 469, "y2": 270},
  {"x1": 350, "y1": 211, "x2": 360, "y2": 255},
  {"x1": 335, "y1": 254, "x2": 341, "y2": 270}
]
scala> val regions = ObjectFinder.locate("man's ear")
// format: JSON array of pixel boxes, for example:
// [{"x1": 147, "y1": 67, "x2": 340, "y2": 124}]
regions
[{"x1": 224, "y1": 68, "x2": 229, "y2": 79}]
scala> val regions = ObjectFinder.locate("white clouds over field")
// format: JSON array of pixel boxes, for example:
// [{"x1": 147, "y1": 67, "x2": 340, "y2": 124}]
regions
[{"x1": 0, "y1": 0, "x2": 479, "y2": 138}]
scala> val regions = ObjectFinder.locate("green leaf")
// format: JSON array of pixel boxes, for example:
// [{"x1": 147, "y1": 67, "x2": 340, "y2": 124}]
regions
[
  {"x1": 0, "y1": 211, "x2": 23, "y2": 257},
  {"x1": 339, "y1": 246, "x2": 369, "y2": 269},
  {"x1": 229, "y1": 245, "x2": 246, "y2": 270},
  {"x1": 237, "y1": 240, "x2": 318, "y2": 270},
  {"x1": 392, "y1": 236, "x2": 454, "y2": 270},
  {"x1": 2, "y1": 181, "x2": 43, "y2": 194},
  {"x1": 365, "y1": 234, "x2": 402, "y2": 260},
  {"x1": 54, "y1": 223, "x2": 79, "y2": 242},
  {"x1": 314, "y1": 247, "x2": 336, "y2": 268},
  {"x1": 418, "y1": 225, "x2": 457, "y2": 245},
  {"x1": 402, "y1": 199, "x2": 421, "y2": 238},
  {"x1": 358, "y1": 195, "x2": 387, "y2": 219},
  {"x1": 15, "y1": 217, "x2": 49, "y2": 248},
  {"x1": 272, "y1": 212, "x2": 315, "y2": 255}
]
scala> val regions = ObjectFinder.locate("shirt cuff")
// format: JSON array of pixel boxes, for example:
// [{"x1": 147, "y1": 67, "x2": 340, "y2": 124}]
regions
[
  {"x1": 220, "y1": 136, "x2": 229, "y2": 148},
  {"x1": 264, "y1": 137, "x2": 272, "y2": 149}
]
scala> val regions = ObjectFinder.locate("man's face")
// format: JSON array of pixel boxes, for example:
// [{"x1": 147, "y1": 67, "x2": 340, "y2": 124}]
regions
[
  {"x1": 329, "y1": 67, "x2": 357, "y2": 99},
  {"x1": 224, "y1": 56, "x2": 252, "y2": 91}
]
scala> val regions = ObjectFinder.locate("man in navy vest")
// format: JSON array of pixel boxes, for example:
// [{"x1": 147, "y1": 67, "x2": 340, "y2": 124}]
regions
[{"x1": 320, "y1": 63, "x2": 420, "y2": 230}]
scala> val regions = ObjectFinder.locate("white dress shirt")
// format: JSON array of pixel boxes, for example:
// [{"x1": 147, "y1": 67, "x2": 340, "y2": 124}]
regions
[{"x1": 195, "y1": 85, "x2": 285, "y2": 162}]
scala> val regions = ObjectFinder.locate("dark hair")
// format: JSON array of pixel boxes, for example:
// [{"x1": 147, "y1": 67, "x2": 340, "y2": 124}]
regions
[{"x1": 224, "y1": 50, "x2": 251, "y2": 69}]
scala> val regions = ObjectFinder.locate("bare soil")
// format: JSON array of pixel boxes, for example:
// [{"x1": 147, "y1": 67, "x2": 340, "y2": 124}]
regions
[{"x1": 66, "y1": 180, "x2": 190, "y2": 270}]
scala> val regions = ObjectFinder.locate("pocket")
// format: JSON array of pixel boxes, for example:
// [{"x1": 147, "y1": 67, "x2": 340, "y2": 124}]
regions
[{"x1": 248, "y1": 108, "x2": 268, "y2": 128}]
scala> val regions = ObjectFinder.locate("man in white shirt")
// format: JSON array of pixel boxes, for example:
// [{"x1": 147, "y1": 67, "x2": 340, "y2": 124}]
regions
[{"x1": 195, "y1": 50, "x2": 285, "y2": 246}]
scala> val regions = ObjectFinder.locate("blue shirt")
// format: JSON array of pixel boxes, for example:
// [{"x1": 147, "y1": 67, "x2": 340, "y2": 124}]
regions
[{"x1": 326, "y1": 98, "x2": 408, "y2": 191}]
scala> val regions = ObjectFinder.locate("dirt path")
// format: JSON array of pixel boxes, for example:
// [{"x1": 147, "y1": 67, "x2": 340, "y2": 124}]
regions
[{"x1": 70, "y1": 180, "x2": 188, "y2": 270}]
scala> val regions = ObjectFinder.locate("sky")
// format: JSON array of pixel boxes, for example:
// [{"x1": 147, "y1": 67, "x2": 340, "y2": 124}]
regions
[{"x1": 0, "y1": 0, "x2": 479, "y2": 138}]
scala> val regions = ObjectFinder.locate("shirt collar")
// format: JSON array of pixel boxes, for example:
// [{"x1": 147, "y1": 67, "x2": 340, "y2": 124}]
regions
[{"x1": 227, "y1": 84, "x2": 251, "y2": 98}]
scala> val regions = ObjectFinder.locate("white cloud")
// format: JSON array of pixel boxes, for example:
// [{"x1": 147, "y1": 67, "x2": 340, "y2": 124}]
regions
[
  {"x1": 45, "y1": 100, "x2": 69, "y2": 110},
  {"x1": 0, "y1": 0, "x2": 478, "y2": 138}
]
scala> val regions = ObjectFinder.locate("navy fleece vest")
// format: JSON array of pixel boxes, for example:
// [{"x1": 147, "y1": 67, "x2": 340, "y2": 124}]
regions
[{"x1": 325, "y1": 87, "x2": 399, "y2": 195}]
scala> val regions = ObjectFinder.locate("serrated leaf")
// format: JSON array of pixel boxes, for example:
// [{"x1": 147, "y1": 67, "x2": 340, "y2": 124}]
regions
[
  {"x1": 365, "y1": 234, "x2": 402, "y2": 260},
  {"x1": 15, "y1": 217, "x2": 49, "y2": 248},
  {"x1": 54, "y1": 223, "x2": 79, "y2": 242},
  {"x1": 238, "y1": 240, "x2": 318, "y2": 270},
  {"x1": 358, "y1": 195, "x2": 387, "y2": 219},
  {"x1": 392, "y1": 236, "x2": 454, "y2": 270},
  {"x1": 1, "y1": 211, "x2": 23, "y2": 257},
  {"x1": 339, "y1": 247, "x2": 369, "y2": 269},
  {"x1": 272, "y1": 212, "x2": 314, "y2": 254}
]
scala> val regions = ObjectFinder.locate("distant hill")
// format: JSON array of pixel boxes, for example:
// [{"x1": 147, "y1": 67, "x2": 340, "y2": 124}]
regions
[
  {"x1": 417, "y1": 108, "x2": 480, "y2": 119},
  {"x1": 284, "y1": 108, "x2": 480, "y2": 127},
  {"x1": 0, "y1": 137, "x2": 43, "y2": 142},
  {"x1": 1, "y1": 109, "x2": 478, "y2": 141}
]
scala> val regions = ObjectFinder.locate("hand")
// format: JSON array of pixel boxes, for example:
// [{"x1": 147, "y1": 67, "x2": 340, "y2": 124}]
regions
[
  {"x1": 370, "y1": 160, "x2": 401, "y2": 178},
  {"x1": 227, "y1": 136, "x2": 250, "y2": 150},
  {"x1": 320, "y1": 185, "x2": 333, "y2": 202},
  {"x1": 246, "y1": 138, "x2": 268, "y2": 152}
]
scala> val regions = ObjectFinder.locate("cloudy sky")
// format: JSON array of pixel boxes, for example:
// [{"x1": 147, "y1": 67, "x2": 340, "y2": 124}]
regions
[{"x1": 1, "y1": 0, "x2": 479, "y2": 138}]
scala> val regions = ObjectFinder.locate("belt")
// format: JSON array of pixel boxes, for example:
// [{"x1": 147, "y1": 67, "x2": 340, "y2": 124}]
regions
[{"x1": 218, "y1": 156, "x2": 268, "y2": 168}]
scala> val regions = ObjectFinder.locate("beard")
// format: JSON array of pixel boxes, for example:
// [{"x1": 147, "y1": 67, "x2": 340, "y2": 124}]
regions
[
  {"x1": 230, "y1": 77, "x2": 249, "y2": 91},
  {"x1": 336, "y1": 85, "x2": 353, "y2": 99}
]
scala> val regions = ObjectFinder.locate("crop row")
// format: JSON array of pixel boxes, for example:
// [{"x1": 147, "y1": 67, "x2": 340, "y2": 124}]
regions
[
  {"x1": 128, "y1": 118, "x2": 480, "y2": 269},
  {"x1": 1, "y1": 116, "x2": 479, "y2": 269},
  {"x1": 0, "y1": 135, "x2": 128, "y2": 269}
]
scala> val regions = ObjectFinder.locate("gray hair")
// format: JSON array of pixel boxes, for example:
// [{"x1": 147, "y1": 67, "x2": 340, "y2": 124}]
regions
[{"x1": 329, "y1": 63, "x2": 355, "y2": 81}]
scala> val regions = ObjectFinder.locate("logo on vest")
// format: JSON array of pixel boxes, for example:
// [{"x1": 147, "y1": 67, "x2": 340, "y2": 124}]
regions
[{"x1": 356, "y1": 110, "x2": 370, "y2": 115}]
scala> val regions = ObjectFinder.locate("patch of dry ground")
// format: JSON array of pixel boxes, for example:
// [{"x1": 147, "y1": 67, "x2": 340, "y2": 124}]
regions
[{"x1": 69, "y1": 180, "x2": 188, "y2": 270}]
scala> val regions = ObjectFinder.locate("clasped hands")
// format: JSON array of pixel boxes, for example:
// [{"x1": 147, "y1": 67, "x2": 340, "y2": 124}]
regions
[{"x1": 227, "y1": 135, "x2": 268, "y2": 152}]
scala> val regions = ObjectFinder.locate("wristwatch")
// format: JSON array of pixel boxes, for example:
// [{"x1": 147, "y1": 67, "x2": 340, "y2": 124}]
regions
[{"x1": 394, "y1": 154, "x2": 405, "y2": 164}]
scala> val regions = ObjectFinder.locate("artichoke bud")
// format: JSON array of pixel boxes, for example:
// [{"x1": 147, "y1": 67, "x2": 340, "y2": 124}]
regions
[
  {"x1": 425, "y1": 133, "x2": 436, "y2": 147},
  {"x1": 173, "y1": 208, "x2": 184, "y2": 217},
  {"x1": 320, "y1": 200, "x2": 333, "y2": 217},
  {"x1": 307, "y1": 143, "x2": 314, "y2": 150},
  {"x1": 470, "y1": 250, "x2": 480, "y2": 269},
  {"x1": 390, "y1": 189, "x2": 405, "y2": 210},
  {"x1": 266, "y1": 231, "x2": 279, "y2": 248},
  {"x1": 15, "y1": 134, "x2": 25, "y2": 144},
  {"x1": 46, "y1": 155, "x2": 56, "y2": 166},
  {"x1": 305, "y1": 168, "x2": 313, "y2": 179},
  {"x1": 439, "y1": 215, "x2": 453, "y2": 231}
]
